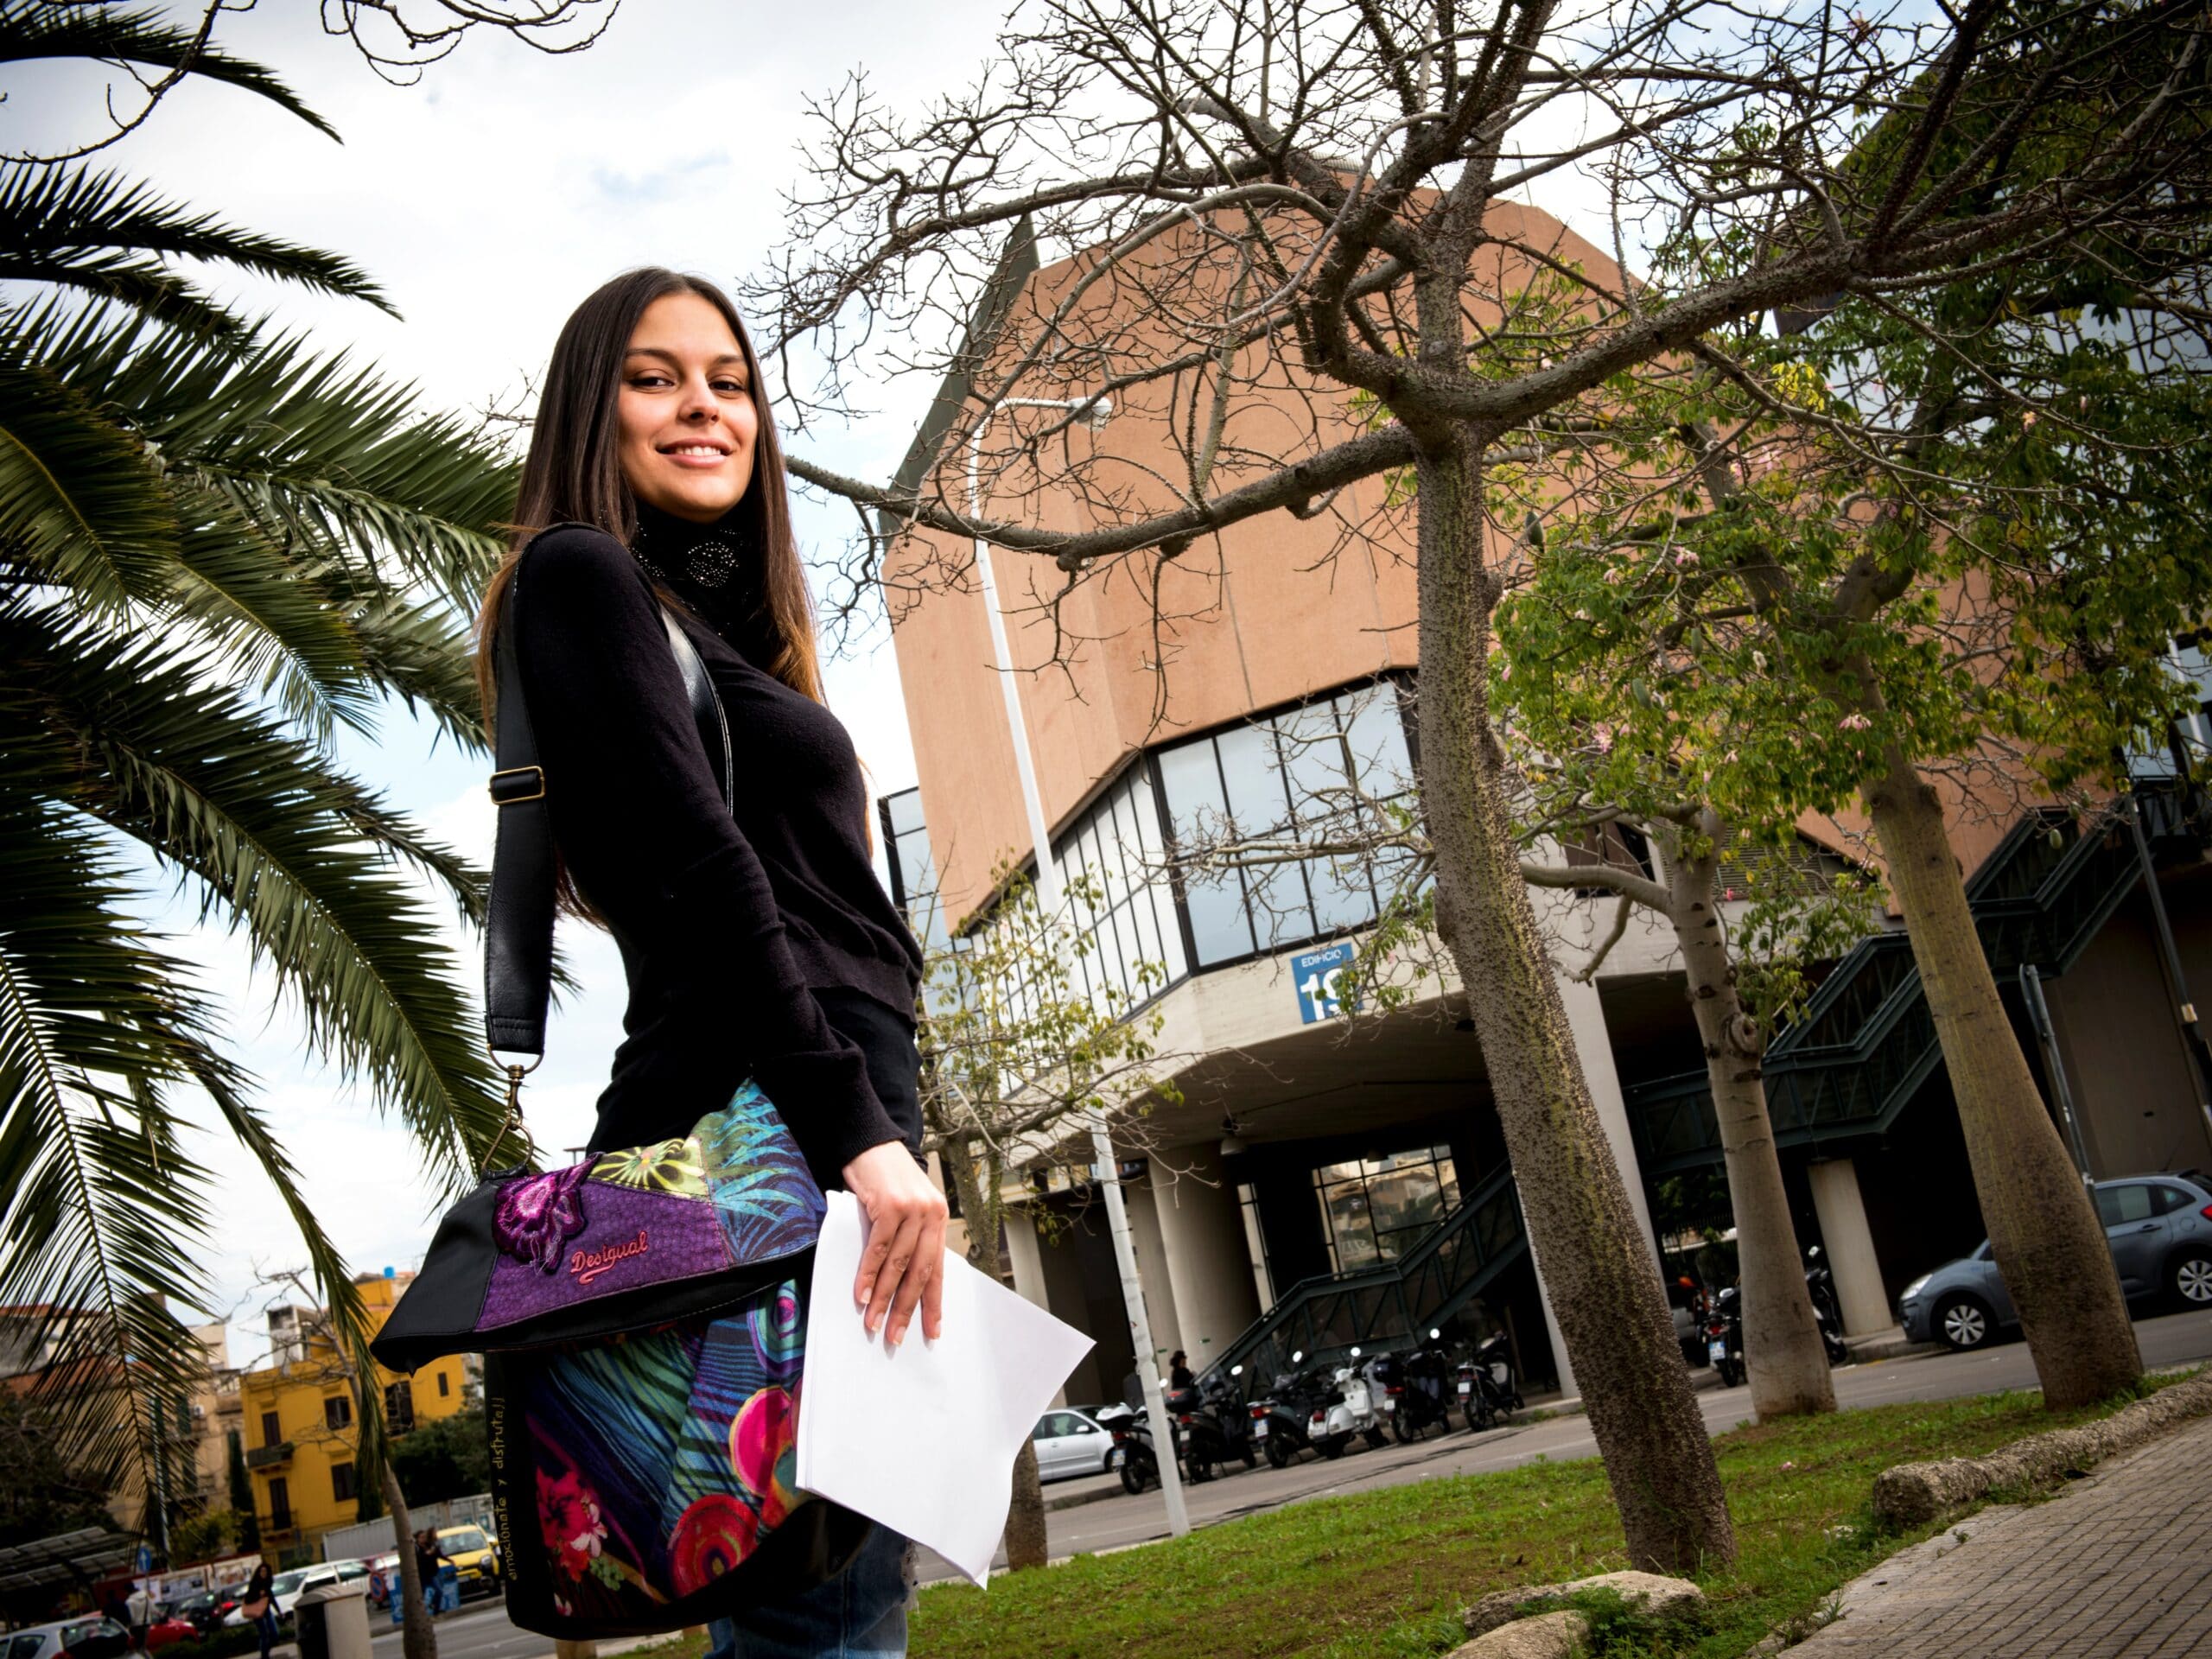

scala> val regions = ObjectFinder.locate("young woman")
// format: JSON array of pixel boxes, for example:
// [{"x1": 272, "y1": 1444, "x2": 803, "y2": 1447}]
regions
[
  {"x1": 239, "y1": 1562, "x2": 276, "y2": 1659},
  {"x1": 478, "y1": 269, "x2": 948, "y2": 1656}
]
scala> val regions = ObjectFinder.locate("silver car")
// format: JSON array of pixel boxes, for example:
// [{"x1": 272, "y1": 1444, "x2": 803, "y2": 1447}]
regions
[
  {"x1": 1899, "y1": 1172, "x2": 2212, "y2": 1350},
  {"x1": 1029, "y1": 1408, "x2": 1115, "y2": 1482}
]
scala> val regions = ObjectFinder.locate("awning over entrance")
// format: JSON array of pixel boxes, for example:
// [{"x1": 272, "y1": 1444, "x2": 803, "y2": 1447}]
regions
[{"x1": 0, "y1": 1529, "x2": 141, "y2": 1598}]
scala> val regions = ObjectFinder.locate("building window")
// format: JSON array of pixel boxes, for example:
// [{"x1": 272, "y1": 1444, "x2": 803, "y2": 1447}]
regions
[
  {"x1": 437, "y1": 1371, "x2": 451, "y2": 1397},
  {"x1": 1237, "y1": 1185, "x2": 1276, "y2": 1311},
  {"x1": 1312, "y1": 1146, "x2": 1460, "y2": 1273},
  {"x1": 260, "y1": 1410, "x2": 282, "y2": 1448},
  {"x1": 385, "y1": 1380, "x2": 415, "y2": 1434},
  {"x1": 323, "y1": 1395, "x2": 352, "y2": 1433},
  {"x1": 880, "y1": 787, "x2": 950, "y2": 953},
  {"x1": 267, "y1": 1478, "x2": 290, "y2": 1531},
  {"x1": 1158, "y1": 678, "x2": 1418, "y2": 969},
  {"x1": 331, "y1": 1463, "x2": 356, "y2": 1503},
  {"x1": 1052, "y1": 761, "x2": 1191, "y2": 1011}
]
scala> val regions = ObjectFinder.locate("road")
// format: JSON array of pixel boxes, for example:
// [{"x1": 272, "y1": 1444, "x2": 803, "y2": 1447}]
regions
[{"x1": 308, "y1": 1310, "x2": 2212, "y2": 1656}]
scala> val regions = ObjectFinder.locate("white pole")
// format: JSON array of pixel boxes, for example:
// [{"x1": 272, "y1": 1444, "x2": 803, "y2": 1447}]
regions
[{"x1": 966, "y1": 404, "x2": 1188, "y2": 1537}]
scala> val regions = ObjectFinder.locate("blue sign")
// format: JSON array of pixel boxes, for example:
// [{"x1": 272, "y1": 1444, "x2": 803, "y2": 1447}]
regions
[{"x1": 1292, "y1": 941, "x2": 1357, "y2": 1024}]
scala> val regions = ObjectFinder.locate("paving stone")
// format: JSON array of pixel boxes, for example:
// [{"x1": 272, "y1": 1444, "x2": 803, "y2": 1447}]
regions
[{"x1": 1787, "y1": 1412, "x2": 2212, "y2": 1657}]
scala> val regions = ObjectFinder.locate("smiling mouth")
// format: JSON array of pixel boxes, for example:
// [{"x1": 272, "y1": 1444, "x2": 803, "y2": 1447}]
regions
[{"x1": 661, "y1": 442, "x2": 730, "y2": 458}]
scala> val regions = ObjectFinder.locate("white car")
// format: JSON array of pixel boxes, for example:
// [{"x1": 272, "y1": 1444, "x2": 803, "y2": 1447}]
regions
[
  {"x1": 221, "y1": 1561, "x2": 370, "y2": 1627},
  {"x1": 1029, "y1": 1408, "x2": 1116, "y2": 1482},
  {"x1": 3, "y1": 1617, "x2": 133, "y2": 1659}
]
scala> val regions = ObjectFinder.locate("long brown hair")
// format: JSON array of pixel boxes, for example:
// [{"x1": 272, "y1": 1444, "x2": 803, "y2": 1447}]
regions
[{"x1": 475, "y1": 270, "x2": 831, "y2": 913}]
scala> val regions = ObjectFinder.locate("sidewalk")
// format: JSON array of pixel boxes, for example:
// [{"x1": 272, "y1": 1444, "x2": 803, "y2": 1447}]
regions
[{"x1": 1789, "y1": 1410, "x2": 2212, "y2": 1656}]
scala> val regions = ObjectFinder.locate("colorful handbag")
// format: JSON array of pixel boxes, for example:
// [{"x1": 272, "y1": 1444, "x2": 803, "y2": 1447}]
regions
[{"x1": 370, "y1": 531, "x2": 871, "y2": 1637}]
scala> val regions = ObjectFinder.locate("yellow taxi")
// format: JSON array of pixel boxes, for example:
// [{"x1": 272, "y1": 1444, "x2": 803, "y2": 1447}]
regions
[{"x1": 435, "y1": 1524, "x2": 503, "y2": 1599}]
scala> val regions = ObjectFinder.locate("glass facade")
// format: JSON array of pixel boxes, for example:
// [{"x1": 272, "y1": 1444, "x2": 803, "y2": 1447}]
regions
[
  {"x1": 879, "y1": 674, "x2": 1419, "y2": 1020},
  {"x1": 1312, "y1": 1146, "x2": 1461, "y2": 1273},
  {"x1": 1053, "y1": 762, "x2": 1191, "y2": 1009},
  {"x1": 1154, "y1": 677, "x2": 1419, "y2": 969}
]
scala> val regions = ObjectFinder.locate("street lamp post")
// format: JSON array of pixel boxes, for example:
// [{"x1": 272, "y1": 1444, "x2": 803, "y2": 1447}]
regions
[{"x1": 963, "y1": 397, "x2": 1190, "y2": 1538}]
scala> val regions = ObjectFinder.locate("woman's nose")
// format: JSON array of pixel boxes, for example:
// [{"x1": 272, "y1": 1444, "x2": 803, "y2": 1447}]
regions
[{"x1": 678, "y1": 377, "x2": 720, "y2": 421}]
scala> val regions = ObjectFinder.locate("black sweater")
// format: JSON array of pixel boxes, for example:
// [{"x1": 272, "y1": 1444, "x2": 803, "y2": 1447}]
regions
[{"x1": 509, "y1": 521, "x2": 923, "y2": 1181}]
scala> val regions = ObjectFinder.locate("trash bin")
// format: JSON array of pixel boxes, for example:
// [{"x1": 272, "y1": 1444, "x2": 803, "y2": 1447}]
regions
[{"x1": 296, "y1": 1582, "x2": 372, "y2": 1659}]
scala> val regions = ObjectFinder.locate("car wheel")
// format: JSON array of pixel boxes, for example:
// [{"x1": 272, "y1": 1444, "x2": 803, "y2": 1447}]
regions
[
  {"x1": 2170, "y1": 1248, "x2": 2212, "y2": 1308},
  {"x1": 1935, "y1": 1293, "x2": 1994, "y2": 1351}
]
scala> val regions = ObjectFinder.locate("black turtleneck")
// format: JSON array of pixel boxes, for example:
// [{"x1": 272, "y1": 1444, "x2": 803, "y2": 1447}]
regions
[{"x1": 507, "y1": 513, "x2": 924, "y2": 1183}]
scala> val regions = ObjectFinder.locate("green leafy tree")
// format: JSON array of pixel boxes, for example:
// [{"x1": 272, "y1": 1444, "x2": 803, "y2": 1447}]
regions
[
  {"x1": 914, "y1": 867, "x2": 1182, "y2": 1569},
  {"x1": 1489, "y1": 160, "x2": 2212, "y2": 1407},
  {"x1": 0, "y1": 7, "x2": 516, "y2": 1530},
  {"x1": 389, "y1": 1412, "x2": 492, "y2": 1509}
]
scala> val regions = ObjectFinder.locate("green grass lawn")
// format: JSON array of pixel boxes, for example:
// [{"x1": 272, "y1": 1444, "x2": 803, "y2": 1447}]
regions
[
  {"x1": 614, "y1": 1375, "x2": 2184, "y2": 1659},
  {"x1": 901, "y1": 1375, "x2": 2185, "y2": 1658}
]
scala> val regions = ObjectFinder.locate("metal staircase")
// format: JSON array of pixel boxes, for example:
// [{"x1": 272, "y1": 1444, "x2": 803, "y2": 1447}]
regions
[
  {"x1": 1624, "y1": 785, "x2": 2202, "y2": 1174},
  {"x1": 1197, "y1": 1161, "x2": 1527, "y2": 1389}
]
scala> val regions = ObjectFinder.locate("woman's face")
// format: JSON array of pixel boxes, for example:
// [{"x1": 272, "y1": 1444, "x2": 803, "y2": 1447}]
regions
[{"x1": 616, "y1": 291, "x2": 760, "y2": 524}]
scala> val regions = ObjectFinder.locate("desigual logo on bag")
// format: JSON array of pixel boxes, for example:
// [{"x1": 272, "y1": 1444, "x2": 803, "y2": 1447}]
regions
[{"x1": 569, "y1": 1230, "x2": 649, "y2": 1285}]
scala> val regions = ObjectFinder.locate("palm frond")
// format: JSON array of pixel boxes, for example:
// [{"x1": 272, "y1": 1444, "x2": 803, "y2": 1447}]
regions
[
  {"x1": 0, "y1": 344, "x2": 177, "y2": 609},
  {"x1": 0, "y1": 162, "x2": 392, "y2": 329},
  {"x1": 0, "y1": 778, "x2": 229, "y2": 1487},
  {"x1": 0, "y1": 1, "x2": 340, "y2": 141},
  {"x1": 3, "y1": 603, "x2": 505, "y2": 1186}
]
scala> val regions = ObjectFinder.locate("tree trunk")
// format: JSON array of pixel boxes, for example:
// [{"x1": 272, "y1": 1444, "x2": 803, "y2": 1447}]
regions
[
  {"x1": 382, "y1": 1462, "x2": 436, "y2": 1659},
  {"x1": 1002, "y1": 1440, "x2": 1049, "y2": 1571},
  {"x1": 1663, "y1": 815, "x2": 1834, "y2": 1419},
  {"x1": 942, "y1": 1135, "x2": 1051, "y2": 1571},
  {"x1": 1864, "y1": 754, "x2": 2141, "y2": 1407},
  {"x1": 1414, "y1": 424, "x2": 1736, "y2": 1571}
]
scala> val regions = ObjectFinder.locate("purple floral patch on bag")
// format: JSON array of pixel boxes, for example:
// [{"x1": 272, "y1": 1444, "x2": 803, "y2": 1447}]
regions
[{"x1": 496, "y1": 1163, "x2": 591, "y2": 1272}]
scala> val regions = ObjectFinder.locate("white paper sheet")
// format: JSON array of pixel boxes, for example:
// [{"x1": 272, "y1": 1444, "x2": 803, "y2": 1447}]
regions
[{"x1": 795, "y1": 1190, "x2": 1095, "y2": 1585}]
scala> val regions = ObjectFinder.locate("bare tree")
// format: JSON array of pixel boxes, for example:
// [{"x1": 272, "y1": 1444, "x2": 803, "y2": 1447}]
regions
[
  {"x1": 910, "y1": 866, "x2": 1186, "y2": 1568},
  {"x1": 749, "y1": 0, "x2": 2207, "y2": 1568},
  {"x1": 3, "y1": 0, "x2": 623, "y2": 163}
]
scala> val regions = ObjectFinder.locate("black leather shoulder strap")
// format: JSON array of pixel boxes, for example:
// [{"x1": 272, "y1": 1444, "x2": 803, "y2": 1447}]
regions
[{"x1": 483, "y1": 525, "x2": 734, "y2": 1059}]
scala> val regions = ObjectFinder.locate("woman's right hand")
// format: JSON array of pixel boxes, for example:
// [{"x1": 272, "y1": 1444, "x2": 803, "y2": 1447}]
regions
[{"x1": 842, "y1": 1141, "x2": 948, "y2": 1349}]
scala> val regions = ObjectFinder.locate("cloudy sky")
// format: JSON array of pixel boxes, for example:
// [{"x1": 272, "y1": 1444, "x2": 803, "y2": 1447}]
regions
[{"x1": 17, "y1": 0, "x2": 1024, "y2": 1364}]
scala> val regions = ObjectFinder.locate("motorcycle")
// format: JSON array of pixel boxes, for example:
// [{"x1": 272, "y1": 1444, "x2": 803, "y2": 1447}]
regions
[
  {"x1": 1705, "y1": 1284, "x2": 1746, "y2": 1387},
  {"x1": 1371, "y1": 1328, "x2": 1454, "y2": 1442},
  {"x1": 1168, "y1": 1370, "x2": 1257, "y2": 1481},
  {"x1": 1458, "y1": 1330, "x2": 1523, "y2": 1431},
  {"x1": 1804, "y1": 1247, "x2": 1851, "y2": 1365},
  {"x1": 1308, "y1": 1345, "x2": 1389, "y2": 1459},
  {"x1": 1095, "y1": 1401, "x2": 1166, "y2": 1495},
  {"x1": 1253, "y1": 1357, "x2": 1326, "y2": 1468},
  {"x1": 1208, "y1": 1366, "x2": 1260, "y2": 1471}
]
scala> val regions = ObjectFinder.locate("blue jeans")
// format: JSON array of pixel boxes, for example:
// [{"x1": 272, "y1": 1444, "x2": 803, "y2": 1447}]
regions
[{"x1": 702, "y1": 1524, "x2": 910, "y2": 1659}]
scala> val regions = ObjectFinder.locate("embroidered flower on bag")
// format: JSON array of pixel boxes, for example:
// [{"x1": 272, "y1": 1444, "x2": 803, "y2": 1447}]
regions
[{"x1": 495, "y1": 1163, "x2": 591, "y2": 1272}]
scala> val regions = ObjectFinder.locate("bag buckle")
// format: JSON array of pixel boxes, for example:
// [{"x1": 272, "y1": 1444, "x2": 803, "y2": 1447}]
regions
[
  {"x1": 488, "y1": 766, "x2": 545, "y2": 805},
  {"x1": 480, "y1": 1052, "x2": 543, "y2": 1173}
]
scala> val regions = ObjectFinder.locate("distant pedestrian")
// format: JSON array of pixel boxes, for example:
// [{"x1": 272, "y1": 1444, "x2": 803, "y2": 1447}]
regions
[
  {"x1": 414, "y1": 1530, "x2": 448, "y2": 1616},
  {"x1": 238, "y1": 1563, "x2": 276, "y2": 1659},
  {"x1": 1168, "y1": 1351, "x2": 1196, "y2": 1392}
]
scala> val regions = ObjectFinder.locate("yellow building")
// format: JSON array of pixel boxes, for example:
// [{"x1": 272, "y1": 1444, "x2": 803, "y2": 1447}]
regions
[{"x1": 239, "y1": 1272, "x2": 468, "y2": 1554}]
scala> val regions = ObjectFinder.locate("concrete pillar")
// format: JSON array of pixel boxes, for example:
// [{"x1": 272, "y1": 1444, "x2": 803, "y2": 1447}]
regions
[
  {"x1": 1554, "y1": 970, "x2": 1661, "y2": 1268},
  {"x1": 1148, "y1": 1146, "x2": 1263, "y2": 1375},
  {"x1": 1807, "y1": 1158, "x2": 1891, "y2": 1337},
  {"x1": 1004, "y1": 1202, "x2": 1052, "y2": 1313},
  {"x1": 1122, "y1": 1179, "x2": 1183, "y2": 1379}
]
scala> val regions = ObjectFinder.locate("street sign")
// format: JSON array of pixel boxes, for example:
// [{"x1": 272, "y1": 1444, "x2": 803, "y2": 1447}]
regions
[{"x1": 1292, "y1": 941, "x2": 1356, "y2": 1024}]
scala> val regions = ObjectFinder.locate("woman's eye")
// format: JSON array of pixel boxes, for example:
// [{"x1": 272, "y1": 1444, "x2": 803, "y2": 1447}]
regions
[
  {"x1": 629, "y1": 373, "x2": 674, "y2": 390},
  {"x1": 715, "y1": 380, "x2": 749, "y2": 396}
]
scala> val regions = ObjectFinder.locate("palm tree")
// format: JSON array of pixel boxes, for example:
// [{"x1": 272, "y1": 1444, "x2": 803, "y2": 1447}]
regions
[{"x1": 0, "y1": 5, "x2": 516, "y2": 1504}]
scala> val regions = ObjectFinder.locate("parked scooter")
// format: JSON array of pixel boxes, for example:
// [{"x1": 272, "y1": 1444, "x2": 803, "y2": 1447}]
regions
[
  {"x1": 1208, "y1": 1366, "x2": 1259, "y2": 1470},
  {"x1": 1803, "y1": 1247, "x2": 1851, "y2": 1365},
  {"x1": 1095, "y1": 1402, "x2": 1165, "y2": 1495},
  {"x1": 1168, "y1": 1368, "x2": 1258, "y2": 1481},
  {"x1": 1704, "y1": 1284, "x2": 1746, "y2": 1388},
  {"x1": 1308, "y1": 1346, "x2": 1389, "y2": 1459},
  {"x1": 1458, "y1": 1330, "x2": 1523, "y2": 1430},
  {"x1": 1252, "y1": 1357, "x2": 1326, "y2": 1468},
  {"x1": 1371, "y1": 1328, "x2": 1454, "y2": 1442}
]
